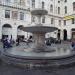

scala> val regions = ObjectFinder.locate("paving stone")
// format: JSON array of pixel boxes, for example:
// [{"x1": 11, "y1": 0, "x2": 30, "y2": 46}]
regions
[{"x1": 0, "y1": 42, "x2": 75, "y2": 75}]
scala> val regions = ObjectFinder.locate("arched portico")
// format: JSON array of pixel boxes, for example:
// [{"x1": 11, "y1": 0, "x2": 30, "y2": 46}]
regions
[
  {"x1": 17, "y1": 25, "x2": 33, "y2": 40},
  {"x1": 17, "y1": 25, "x2": 24, "y2": 40},
  {"x1": 63, "y1": 29, "x2": 67, "y2": 40},
  {"x1": 2, "y1": 24, "x2": 12, "y2": 39},
  {"x1": 71, "y1": 28, "x2": 75, "y2": 40},
  {"x1": 57, "y1": 29, "x2": 60, "y2": 40}
]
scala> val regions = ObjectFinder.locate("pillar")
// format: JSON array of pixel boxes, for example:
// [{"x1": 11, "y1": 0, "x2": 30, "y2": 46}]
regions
[
  {"x1": 67, "y1": 30, "x2": 71, "y2": 40},
  {"x1": 12, "y1": 26, "x2": 17, "y2": 41},
  {"x1": 33, "y1": 33, "x2": 46, "y2": 52},
  {"x1": 60, "y1": 30, "x2": 63, "y2": 40}
]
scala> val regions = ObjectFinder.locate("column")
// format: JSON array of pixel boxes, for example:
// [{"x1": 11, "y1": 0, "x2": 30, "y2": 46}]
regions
[
  {"x1": 67, "y1": 30, "x2": 71, "y2": 40},
  {"x1": 60, "y1": 30, "x2": 63, "y2": 40},
  {"x1": 33, "y1": 33, "x2": 46, "y2": 51},
  {"x1": 12, "y1": 26, "x2": 17, "y2": 41}
]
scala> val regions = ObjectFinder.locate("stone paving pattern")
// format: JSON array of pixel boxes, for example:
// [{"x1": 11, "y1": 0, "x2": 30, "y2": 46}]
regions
[
  {"x1": 0, "y1": 42, "x2": 75, "y2": 75},
  {"x1": 0, "y1": 62, "x2": 75, "y2": 75}
]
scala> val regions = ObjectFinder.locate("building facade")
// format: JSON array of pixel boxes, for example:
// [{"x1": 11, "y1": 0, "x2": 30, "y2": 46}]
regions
[{"x1": 0, "y1": 0, "x2": 75, "y2": 41}]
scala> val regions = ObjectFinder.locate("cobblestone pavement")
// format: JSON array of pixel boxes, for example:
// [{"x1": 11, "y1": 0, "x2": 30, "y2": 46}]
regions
[
  {"x1": 0, "y1": 42, "x2": 75, "y2": 75},
  {"x1": 0, "y1": 62, "x2": 75, "y2": 75}
]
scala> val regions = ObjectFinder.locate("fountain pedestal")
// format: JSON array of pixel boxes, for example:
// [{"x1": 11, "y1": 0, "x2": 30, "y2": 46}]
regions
[
  {"x1": 20, "y1": 8, "x2": 58, "y2": 52},
  {"x1": 33, "y1": 33, "x2": 46, "y2": 52}
]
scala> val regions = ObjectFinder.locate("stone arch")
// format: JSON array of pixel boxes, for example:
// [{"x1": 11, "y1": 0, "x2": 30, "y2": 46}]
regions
[
  {"x1": 57, "y1": 29, "x2": 60, "y2": 40},
  {"x1": 17, "y1": 25, "x2": 25, "y2": 40},
  {"x1": 2, "y1": 24, "x2": 12, "y2": 28},
  {"x1": 71, "y1": 28, "x2": 75, "y2": 40},
  {"x1": 2, "y1": 24, "x2": 12, "y2": 39},
  {"x1": 17, "y1": 25, "x2": 23, "y2": 29},
  {"x1": 50, "y1": 4, "x2": 53, "y2": 12},
  {"x1": 63, "y1": 29, "x2": 67, "y2": 40}
]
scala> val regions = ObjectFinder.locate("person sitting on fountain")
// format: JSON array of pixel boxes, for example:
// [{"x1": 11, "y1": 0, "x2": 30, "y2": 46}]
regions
[
  {"x1": 2, "y1": 37, "x2": 7, "y2": 48},
  {"x1": 46, "y1": 39, "x2": 51, "y2": 46}
]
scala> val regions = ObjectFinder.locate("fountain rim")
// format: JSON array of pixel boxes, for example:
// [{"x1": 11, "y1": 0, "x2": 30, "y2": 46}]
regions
[
  {"x1": 2, "y1": 49, "x2": 75, "y2": 67},
  {"x1": 3, "y1": 49, "x2": 75, "y2": 60},
  {"x1": 31, "y1": 8, "x2": 48, "y2": 15},
  {"x1": 20, "y1": 26, "x2": 58, "y2": 33}
]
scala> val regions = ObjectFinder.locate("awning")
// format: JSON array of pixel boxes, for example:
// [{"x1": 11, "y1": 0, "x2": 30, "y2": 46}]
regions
[
  {"x1": 64, "y1": 15, "x2": 74, "y2": 20},
  {"x1": 72, "y1": 29, "x2": 75, "y2": 31}
]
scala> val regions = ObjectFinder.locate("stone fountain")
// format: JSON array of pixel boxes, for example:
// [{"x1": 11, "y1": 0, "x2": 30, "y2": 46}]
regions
[
  {"x1": 2, "y1": 8, "x2": 74, "y2": 68},
  {"x1": 21, "y1": 8, "x2": 57, "y2": 52}
]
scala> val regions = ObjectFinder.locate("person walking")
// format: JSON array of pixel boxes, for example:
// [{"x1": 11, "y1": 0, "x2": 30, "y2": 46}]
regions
[
  {"x1": 2, "y1": 38, "x2": 7, "y2": 48},
  {"x1": 16, "y1": 37, "x2": 20, "y2": 46},
  {"x1": 7, "y1": 38, "x2": 12, "y2": 48}
]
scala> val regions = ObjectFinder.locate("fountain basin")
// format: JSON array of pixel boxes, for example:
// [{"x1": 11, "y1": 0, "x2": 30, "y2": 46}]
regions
[
  {"x1": 20, "y1": 26, "x2": 58, "y2": 33},
  {"x1": 20, "y1": 26, "x2": 58, "y2": 52},
  {"x1": 31, "y1": 8, "x2": 48, "y2": 15},
  {"x1": 2, "y1": 46, "x2": 75, "y2": 68}
]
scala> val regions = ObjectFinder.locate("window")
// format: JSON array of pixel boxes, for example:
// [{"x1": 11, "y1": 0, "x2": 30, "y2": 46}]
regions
[
  {"x1": 14, "y1": 0, "x2": 17, "y2": 3},
  {"x1": 73, "y1": 2, "x2": 75, "y2": 11},
  {"x1": 5, "y1": 0, "x2": 10, "y2": 3},
  {"x1": 19, "y1": 0, "x2": 25, "y2": 5},
  {"x1": 27, "y1": 0, "x2": 30, "y2": 5},
  {"x1": 32, "y1": 0, "x2": 35, "y2": 8},
  {"x1": 51, "y1": 18, "x2": 54, "y2": 24},
  {"x1": 64, "y1": 0, "x2": 67, "y2": 2},
  {"x1": 65, "y1": 6, "x2": 67, "y2": 14},
  {"x1": 12, "y1": 11, "x2": 18, "y2": 19},
  {"x1": 42, "y1": 2, "x2": 44, "y2": 9},
  {"x1": 58, "y1": 7, "x2": 60, "y2": 14},
  {"x1": 64, "y1": 20, "x2": 66, "y2": 25},
  {"x1": 42, "y1": 16, "x2": 45, "y2": 23},
  {"x1": 59, "y1": 20, "x2": 61, "y2": 25},
  {"x1": 50, "y1": 4, "x2": 53, "y2": 12},
  {"x1": 0, "y1": 0, "x2": 2, "y2": 4},
  {"x1": 5, "y1": 10, "x2": 10, "y2": 18},
  {"x1": 58, "y1": 1, "x2": 60, "y2": 3},
  {"x1": 20, "y1": 12, "x2": 24, "y2": 20},
  {"x1": 31, "y1": 16, "x2": 35, "y2": 22},
  {"x1": 72, "y1": 18, "x2": 74, "y2": 24}
]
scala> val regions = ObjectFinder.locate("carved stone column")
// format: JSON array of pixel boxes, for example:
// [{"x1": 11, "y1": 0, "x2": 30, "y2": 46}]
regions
[{"x1": 33, "y1": 33, "x2": 46, "y2": 52}]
